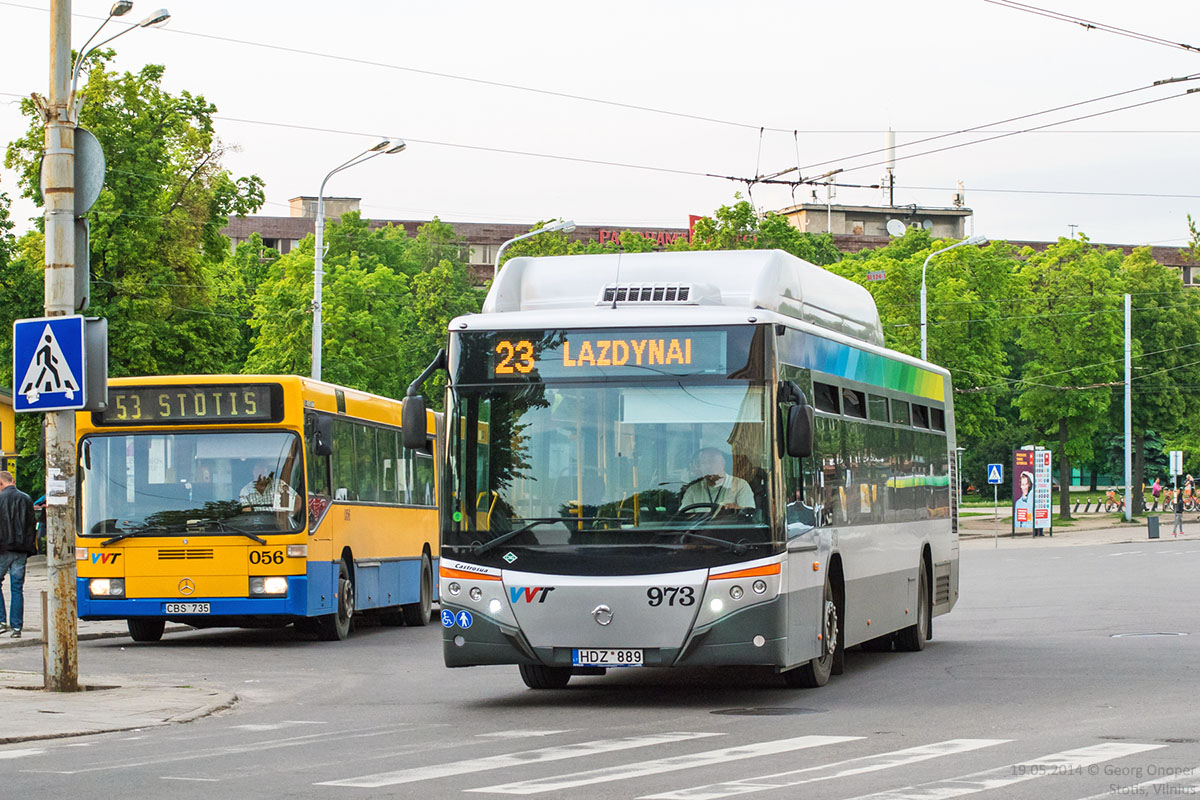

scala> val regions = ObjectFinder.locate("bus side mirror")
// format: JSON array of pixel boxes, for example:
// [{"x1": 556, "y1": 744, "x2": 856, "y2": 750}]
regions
[
  {"x1": 786, "y1": 403, "x2": 813, "y2": 458},
  {"x1": 308, "y1": 413, "x2": 333, "y2": 457},
  {"x1": 402, "y1": 396, "x2": 427, "y2": 450}
]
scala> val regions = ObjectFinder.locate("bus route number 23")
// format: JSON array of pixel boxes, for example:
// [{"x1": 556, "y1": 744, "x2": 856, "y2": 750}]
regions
[
  {"x1": 249, "y1": 550, "x2": 284, "y2": 565},
  {"x1": 647, "y1": 586, "x2": 695, "y2": 607},
  {"x1": 494, "y1": 340, "x2": 535, "y2": 374}
]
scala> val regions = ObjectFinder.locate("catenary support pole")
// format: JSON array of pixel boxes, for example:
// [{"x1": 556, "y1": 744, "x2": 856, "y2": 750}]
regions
[
  {"x1": 42, "y1": 0, "x2": 79, "y2": 691},
  {"x1": 1124, "y1": 294, "x2": 1131, "y2": 523}
]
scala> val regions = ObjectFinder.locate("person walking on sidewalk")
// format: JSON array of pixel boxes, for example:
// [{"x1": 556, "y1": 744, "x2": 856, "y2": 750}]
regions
[{"x1": 0, "y1": 470, "x2": 37, "y2": 638}]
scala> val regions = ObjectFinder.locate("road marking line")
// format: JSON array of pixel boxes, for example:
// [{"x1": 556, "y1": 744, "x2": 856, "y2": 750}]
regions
[
  {"x1": 317, "y1": 732, "x2": 723, "y2": 789},
  {"x1": 161, "y1": 776, "x2": 219, "y2": 782},
  {"x1": 0, "y1": 748, "x2": 46, "y2": 760},
  {"x1": 233, "y1": 720, "x2": 328, "y2": 731},
  {"x1": 837, "y1": 742, "x2": 1165, "y2": 800},
  {"x1": 640, "y1": 739, "x2": 1011, "y2": 800},
  {"x1": 468, "y1": 735, "x2": 862, "y2": 795},
  {"x1": 476, "y1": 731, "x2": 571, "y2": 739},
  {"x1": 21, "y1": 724, "x2": 422, "y2": 774}
]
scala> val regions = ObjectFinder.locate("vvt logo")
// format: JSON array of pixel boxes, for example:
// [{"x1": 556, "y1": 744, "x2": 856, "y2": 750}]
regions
[
  {"x1": 509, "y1": 586, "x2": 555, "y2": 603},
  {"x1": 91, "y1": 552, "x2": 120, "y2": 565}
]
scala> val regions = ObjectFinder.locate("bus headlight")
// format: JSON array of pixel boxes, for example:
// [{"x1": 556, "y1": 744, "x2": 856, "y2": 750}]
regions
[
  {"x1": 447, "y1": 582, "x2": 461, "y2": 596},
  {"x1": 469, "y1": 587, "x2": 483, "y2": 602},
  {"x1": 250, "y1": 576, "x2": 288, "y2": 595},
  {"x1": 729, "y1": 585, "x2": 744, "y2": 601},
  {"x1": 286, "y1": 545, "x2": 307, "y2": 558},
  {"x1": 90, "y1": 578, "x2": 125, "y2": 597},
  {"x1": 752, "y1": 579, "x2": 768, "y2": 594},
  {"x1": 488, "y1": 598, "x2": 503, "y2": 614}
]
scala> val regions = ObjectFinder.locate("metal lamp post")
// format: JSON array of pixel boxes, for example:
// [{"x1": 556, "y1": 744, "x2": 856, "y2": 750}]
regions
[
  {"x1": 493, "y1": 219, "x2": 576, "y2": 278},
  {"x1": 920, "y1": 235, "x2": 988, "y2": 361},
  {"x1": 311, "y1": 139, "x2": 406, "y2": 380},
  {"x1": 71, "y1": 4, "x2": 171, "y2": 117}
]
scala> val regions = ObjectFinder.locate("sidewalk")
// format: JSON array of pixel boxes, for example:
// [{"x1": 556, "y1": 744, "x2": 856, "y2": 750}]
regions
[
  {"x1": 0, "y1": 556, "x2": 236, "y2": 744},
  {"x1": 960, "y1": 508, "x2": 1200, "y2": 547}
]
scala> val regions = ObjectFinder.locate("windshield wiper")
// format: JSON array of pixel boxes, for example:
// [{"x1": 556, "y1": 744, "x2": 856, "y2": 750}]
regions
[
  {"x1": 194, "y1": 517, "x2": 267, "y2": 544},
  {"x1": 101, "y1": 525, "x2": 171, "y2": 547},
  {"x1": 472, "y1": 517, "x2": 620, "y2": 556},
  {"x1": 650, "y1": 528, "x2": 750, "y2": 554}
]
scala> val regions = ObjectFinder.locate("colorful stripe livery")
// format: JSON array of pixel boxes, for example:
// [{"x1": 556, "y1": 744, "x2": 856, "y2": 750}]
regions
[{"x1": 787, "y1": 334, "x2": 945, "y2": 402}]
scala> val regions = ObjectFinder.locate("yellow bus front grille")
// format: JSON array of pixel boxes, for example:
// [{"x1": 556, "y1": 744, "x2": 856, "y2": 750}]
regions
[{"x1": 157, "y1": 548, "x2": 215, "y2": 560}]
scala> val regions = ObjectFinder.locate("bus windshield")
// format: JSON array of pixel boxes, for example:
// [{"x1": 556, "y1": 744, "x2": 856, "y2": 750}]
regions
[
  {"x1": 445, "y1": 380, "x2": 775, "y2": 574},
  {"x1": 79, "y1": 430, "x2": 305, "y2": 537}
]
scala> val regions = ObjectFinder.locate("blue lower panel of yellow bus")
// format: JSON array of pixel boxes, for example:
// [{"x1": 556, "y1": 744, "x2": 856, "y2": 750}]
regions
[
  {"x1": 76, "y1": 575, "x2": 311, "y2": 619},
  {"x1": 343, "y1": 556, "x2": 431, "y2": 612}
]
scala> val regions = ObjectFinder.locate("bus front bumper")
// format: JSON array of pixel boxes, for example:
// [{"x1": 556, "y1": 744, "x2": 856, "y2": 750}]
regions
[
  {"x1": 442, "y1": 597, "x2": 785, "y2": 669},
  {"x1": 76, "y1": 577, "x2": 310, "y2": 620}
]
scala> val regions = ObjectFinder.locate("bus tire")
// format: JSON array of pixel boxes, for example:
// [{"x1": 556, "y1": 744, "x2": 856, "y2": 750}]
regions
[
  {"x1": 784, "y1": 575, "x2": 837, "y2": 688},
  {"x1": 401, "y1": 552, "x2": 433, "y2": 626},
  {"x1": 519, "y1": 663, "x2": 571, "y2": 690},
  {"x1": 318, "y1": 560, "x2": 354, "y2": 641},
  {"x1": 896, "y1": 559, "x2": 930, "y2": 652},
  {"x1": 128, "y1": 618, "x2": 165, "y2": 643}
]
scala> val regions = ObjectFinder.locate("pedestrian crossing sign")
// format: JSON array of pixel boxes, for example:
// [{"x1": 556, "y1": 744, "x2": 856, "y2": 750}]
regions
[
  {"x1": 987, "y1": 464, "x2": 1003, "y2": 485},
  {"x1": 13, "y1": 315, "x2": 87, "y2": 412}
]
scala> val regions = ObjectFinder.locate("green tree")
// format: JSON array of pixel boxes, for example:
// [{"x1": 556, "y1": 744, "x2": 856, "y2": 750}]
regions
[
  {"x1": 832, "y1": 228, "x2": 1016, "y2": 440},
  {"x1": 4, "y1": 53, "x2": 264, "y2": 377},
  {"x1": 246, "y1": 215, "x2": 481, "y2": 400},
  {"x1": 684, "y1": 198, "x2": 841, "y2": 265},
  {"x1": 1013, "y1": 238, "x2": 1124, "y2": 519}
]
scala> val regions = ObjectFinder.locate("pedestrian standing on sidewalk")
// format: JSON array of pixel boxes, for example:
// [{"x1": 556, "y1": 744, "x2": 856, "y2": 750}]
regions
[{"x1": 0, "y1": 470, "x2": 37, "y2": 638}]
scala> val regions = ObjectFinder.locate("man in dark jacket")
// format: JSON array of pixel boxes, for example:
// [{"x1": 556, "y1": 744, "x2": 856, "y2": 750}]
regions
[{"x1": 0, "y1": 470, "x2": 37, "y2": 638}]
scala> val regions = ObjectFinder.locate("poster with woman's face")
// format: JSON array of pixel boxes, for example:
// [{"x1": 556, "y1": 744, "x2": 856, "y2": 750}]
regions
[{"x1": 1013, "y1": 449, "x2": 1035, "y2": 529}]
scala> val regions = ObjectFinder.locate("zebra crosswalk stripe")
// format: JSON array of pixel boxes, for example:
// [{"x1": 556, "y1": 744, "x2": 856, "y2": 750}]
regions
[
  {"x1": 315, "y1": 731, "x2": 722, "y2": 788},
  {"x1": 467, "y1": 735, "x2": 862, "y2": 795},
  {"x1": 838, "y1": 742, "x2": 1165, "y2": 800},
  {"x1": 640, "y1": 738, "x2": 1011, "y2": 800}
]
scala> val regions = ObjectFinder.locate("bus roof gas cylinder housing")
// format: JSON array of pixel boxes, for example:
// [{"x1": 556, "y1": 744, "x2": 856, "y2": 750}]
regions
[{"x1": 483, "y1": 250, "x2": 883, "y2": 347}]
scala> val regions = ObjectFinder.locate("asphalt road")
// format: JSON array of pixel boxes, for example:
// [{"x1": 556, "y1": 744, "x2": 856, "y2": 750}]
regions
[{"x1": 2, "y1": 537, "x2": 1199, "y2": 799}]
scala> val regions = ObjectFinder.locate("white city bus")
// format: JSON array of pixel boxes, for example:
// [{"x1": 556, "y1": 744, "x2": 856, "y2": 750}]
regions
[{"x1": 404, "y1": 249, "x2": 959, "y2": 689}]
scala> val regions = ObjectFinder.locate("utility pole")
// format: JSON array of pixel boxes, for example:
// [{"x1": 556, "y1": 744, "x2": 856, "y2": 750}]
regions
[
  {"x1": 41, "y1": 0, "x2": 79, "y2": 692},
  {"x1": 1124, "y1": 293, "x2": 1132, "y2": 524}
]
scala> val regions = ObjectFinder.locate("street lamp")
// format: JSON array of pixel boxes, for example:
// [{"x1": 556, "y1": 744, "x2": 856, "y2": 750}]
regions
[
  {"x1": 71, "y1": 4, "x2": 171, "y2": 118},
  {"x1": 920, "y1": 234, "x2": 988, "y2": 361},
  {"x1": 311, "y1": 138, "x2": 407, "y2": 380},
  {"x1": 493, "y1": 219, "x2": 577, "y2": 277}
]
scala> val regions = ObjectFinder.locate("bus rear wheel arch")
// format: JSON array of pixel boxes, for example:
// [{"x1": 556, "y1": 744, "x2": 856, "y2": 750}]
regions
[
  {"x1": 401, "y1": 550, "x2": 434, "y2": 626},
  {"x1": 896, "y1": 551, "x2": 931, "y2": 652}
]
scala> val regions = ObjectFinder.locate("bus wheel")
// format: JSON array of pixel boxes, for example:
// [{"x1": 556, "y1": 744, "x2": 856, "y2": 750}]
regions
[
  {"x1": 401, "y1": 553, "x2": 433, "y2": 626},
  {"x1": 785, "y1": 576, "x2": 837, "y2": 688},
  {"x1": 128, "y1": 618, "x2": 165, "y2": 643},
  {"x1": 519, "y1": 664, "x2": 572, "y2": 690},
  {"x1": 896, "y1": 559, "x2": 930, "y2": 652},
  {"x1": 318, "y1": 560, "x2": 354, "y2": 641}
]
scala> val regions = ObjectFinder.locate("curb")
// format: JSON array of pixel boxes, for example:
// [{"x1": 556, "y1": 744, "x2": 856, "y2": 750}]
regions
[
  {"x1": 0, "y1": 624, "x2": 192, "y2": 651},
  {"x1": 0, "y1": 691, "x2": 240, "y2": 745}
]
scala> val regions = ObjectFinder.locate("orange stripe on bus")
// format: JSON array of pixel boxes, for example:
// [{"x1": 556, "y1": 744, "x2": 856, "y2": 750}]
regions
[
  {"x1": 439, "y1": 566, "x2": 502, "y2": 581},
  {"x1": 710, "y1": 562, "x2": 782, "y2": 580}
]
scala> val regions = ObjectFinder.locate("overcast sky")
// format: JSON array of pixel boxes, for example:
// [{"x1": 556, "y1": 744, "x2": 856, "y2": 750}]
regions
[{"x1": 1, "y1": 0, "x2": 1197, "y2": 246}]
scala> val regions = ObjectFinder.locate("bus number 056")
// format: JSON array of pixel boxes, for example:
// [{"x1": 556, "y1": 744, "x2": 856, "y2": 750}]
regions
[
  {"x1": 249, "y1": 550, "x2": 284, "y2": 565},
  {"x1": 647, "y1": 586, "x2": 695, "y2": 607}
]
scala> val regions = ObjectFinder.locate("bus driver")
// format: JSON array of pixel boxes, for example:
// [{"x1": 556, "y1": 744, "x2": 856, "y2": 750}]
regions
[{"x1": 681, "y1": 448, "x2": 755, "y2": 513}]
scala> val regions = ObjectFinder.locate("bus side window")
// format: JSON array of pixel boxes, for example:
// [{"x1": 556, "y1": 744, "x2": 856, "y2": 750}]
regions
[
  {"x1": 414, "y1": 444, "x2": 435, "y2": 507},
  {"x1": 332, "y1": 419, "x2": 356, "y2": 501}
]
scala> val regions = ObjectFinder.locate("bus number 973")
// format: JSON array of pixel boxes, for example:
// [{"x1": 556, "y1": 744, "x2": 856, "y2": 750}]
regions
[{"x1": 646, "y1": 586, "x2": 695, "y2": 607}]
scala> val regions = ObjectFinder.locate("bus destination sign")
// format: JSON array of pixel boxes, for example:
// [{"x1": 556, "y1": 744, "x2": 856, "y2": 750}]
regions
[
  {"x1": 490, "y1": 330, "x2": 728, "y2": 379},
  {"x1": 97, "y1": 385, "x2": 281, "y2": 426}
]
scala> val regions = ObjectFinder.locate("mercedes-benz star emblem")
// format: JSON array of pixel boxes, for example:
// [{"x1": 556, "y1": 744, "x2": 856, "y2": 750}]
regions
[
  {"x1": 592, "y1": 604, "x2": 613, "y2": 626},
  {"x1": 178, "y1": 578, "x2": 195, "y2": 596}
]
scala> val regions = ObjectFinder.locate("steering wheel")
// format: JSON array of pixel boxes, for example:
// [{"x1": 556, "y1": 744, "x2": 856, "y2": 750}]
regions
[{"x1": 676, "y1": 502, "x2": 720, "y2": 521}]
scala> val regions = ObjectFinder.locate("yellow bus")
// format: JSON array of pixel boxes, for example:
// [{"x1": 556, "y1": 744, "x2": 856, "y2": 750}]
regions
[{"x1": 75, "y1": 375, "x2": 439, "y2": 642}]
